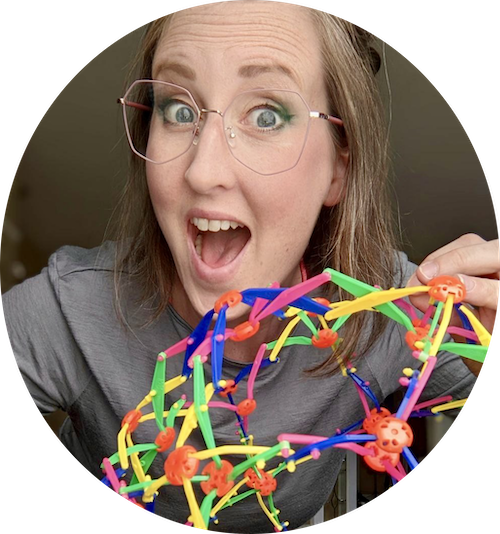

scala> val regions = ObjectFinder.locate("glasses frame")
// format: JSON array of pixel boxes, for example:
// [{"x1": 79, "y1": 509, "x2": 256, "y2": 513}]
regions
[{"x1": 118, "y1": 79, "x2": 343, "y2": 176}]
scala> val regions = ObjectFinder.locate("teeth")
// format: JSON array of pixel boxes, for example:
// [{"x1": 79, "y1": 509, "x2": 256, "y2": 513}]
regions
[{"x1": 190, "y1": 217, "x2": 244, "y2": 232}]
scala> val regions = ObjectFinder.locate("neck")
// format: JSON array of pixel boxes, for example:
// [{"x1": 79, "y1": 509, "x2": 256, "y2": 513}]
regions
[
  {"x1": 222, "y1": 315, "x2": 285, "y2": 363},
  {"x1": 170, "y1": 265, "x2": 304, "y2": 363}
]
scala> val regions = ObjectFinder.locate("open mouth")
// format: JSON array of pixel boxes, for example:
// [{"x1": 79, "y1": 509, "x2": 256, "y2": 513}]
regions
[{"x1": 190, "y1": 217, "x2": 251, "y2": 269}]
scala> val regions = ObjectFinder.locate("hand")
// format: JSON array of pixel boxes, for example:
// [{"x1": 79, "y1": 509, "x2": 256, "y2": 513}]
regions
[{"x1": 406, "y1": 235, "x2": 499, "y2": 373}]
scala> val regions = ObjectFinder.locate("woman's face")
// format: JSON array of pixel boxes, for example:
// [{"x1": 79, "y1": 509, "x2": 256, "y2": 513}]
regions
[{"x1": 147, "y1": 1, "x2": 346, "y2": 324}]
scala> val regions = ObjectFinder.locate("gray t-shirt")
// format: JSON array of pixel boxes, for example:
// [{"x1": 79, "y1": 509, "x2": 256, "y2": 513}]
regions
[{"x1": 3, "y1": 243, "x2": 476, "y2": 532}]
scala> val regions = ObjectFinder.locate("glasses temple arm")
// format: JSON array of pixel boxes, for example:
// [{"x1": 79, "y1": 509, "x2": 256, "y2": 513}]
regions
[
  {"x1": 117, "y1": 97, "x2": 152, "y2": 112},
  {"x1": 310, "y1": 111, "x2": 343, "y2": 127}
]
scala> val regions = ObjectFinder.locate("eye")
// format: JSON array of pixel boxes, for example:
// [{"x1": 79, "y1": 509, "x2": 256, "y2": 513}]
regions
[
  {"x1": 247, "y1": 106, "x2": 286, "y2": 130},
  {"x1": 157, "y1": 100, "x2": 197, "y2": 125}
]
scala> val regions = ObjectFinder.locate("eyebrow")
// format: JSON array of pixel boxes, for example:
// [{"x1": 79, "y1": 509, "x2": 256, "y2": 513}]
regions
[
  {"x1": 154, "y1": 61, "x2": 298, "y2": 85},
  {"x1": 238, "y1": 63, "x2": 298, "y2": 84},
  {"x1": 154, "y1": 62, "x2": 196, "y2": 81}
]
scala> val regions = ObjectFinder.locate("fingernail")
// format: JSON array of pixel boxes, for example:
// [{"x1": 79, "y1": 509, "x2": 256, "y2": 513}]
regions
[
  {"x1": 406, "y1": 274, "x2": 417, "y2": 287},
  {"x1": 419, "y1": 261, "x2": 438, "y2": 280},
  {"x1": 459, "y1": 274, "x2": 476, "y2": 292}
]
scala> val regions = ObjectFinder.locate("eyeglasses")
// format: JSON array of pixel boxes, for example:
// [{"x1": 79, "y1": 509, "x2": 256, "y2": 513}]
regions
[{"x1": 118, "y1": 79, "x2": 343, "y2": 176}]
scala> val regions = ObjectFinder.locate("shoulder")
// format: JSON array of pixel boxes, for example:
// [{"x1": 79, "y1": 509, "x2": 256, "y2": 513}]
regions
[
  {"x1": 48, "y1": 241, "x2": 116, "y2": 280},
  {"x1": 3, "y1": 241, "x2": 119, "y2": 327},
  {"x1": 392, "y1": 250, "x2": 417, "y2": 287},
  {"x1": 44, "y1": 241, "x2": 116, "y2": 299}
]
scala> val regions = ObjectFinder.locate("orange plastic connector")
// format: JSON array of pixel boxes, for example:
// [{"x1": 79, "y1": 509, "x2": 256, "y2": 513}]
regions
[
  {"x1": 214, "y1": 290, "x2": 243, "y2": 313},
  {"x1": 121, "y1": 409, "x2": 142, "y2": 433},
  {"x1": 428, "y1": 275, "x2": 466, "y2": 303},
  {"x1": 245, "y1": 468, "x2": 277, "y2": 496},
  {"x1": 363, "y1": 442, "x2": 400, "y2": 473},
  {"x1": 230, "y1": 321, "x2": 260, "y2": 342},
  {"x1": 405, "y1": 324, "x2": 432, "y2": 350},
  {"x1": 164, "y1": 445, "x2": 199, "y2": 486},
  {"x1": 237, "y1": 398, "x2": 257, "y2": 416},
  {"x1": 200, "y1": 460, "x2": 235, "y2": 497},
  {"x1": 374, "y1": 417, "x2": 413, "y2": 453},
  {"x1": 218, "y1": 379, "x2": 238, "y2": 397},
  {"x1": 362, "y1": 407, "x2": 391, "y2": 434},
  {"x1": 155, "y1": 427, "x2": 176, "y2": 453},
  {"x1": 311, "y1": 329, "x2": 338, "y2": 348}
]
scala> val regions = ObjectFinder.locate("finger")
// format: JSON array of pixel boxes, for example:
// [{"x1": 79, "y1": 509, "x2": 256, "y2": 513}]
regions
[
  {"x1": 415, "y1": 239, "x2": 499, "y2": 284},
  {"x1": 459, "y1": 275, "x2": 499, "y2": 310},
  {"x1": 418, "y1": 233, "x2": 486, "y2": 264}
]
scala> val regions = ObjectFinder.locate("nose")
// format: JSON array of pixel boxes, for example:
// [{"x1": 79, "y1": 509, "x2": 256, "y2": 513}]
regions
[{"x1": 184, "y1": 111, "x2": 237, "y2": 194}]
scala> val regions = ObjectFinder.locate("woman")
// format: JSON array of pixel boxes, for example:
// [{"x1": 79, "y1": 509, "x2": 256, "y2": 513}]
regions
[{"x1": 3, "y1": 1, "x2": 498, "y2": 532}]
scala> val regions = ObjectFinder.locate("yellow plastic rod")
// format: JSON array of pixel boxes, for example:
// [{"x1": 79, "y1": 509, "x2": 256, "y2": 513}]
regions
[
  {"x1": 126, "y1": 433, "x2": 146, "y2": 483},
  {"x1": 191, "y1": 445, "x2": 272, "y2": 461},
  {"x1": 325, "y1": 286, "x2": 430, "y2": 321},
  {"x1": 458, "y1": 305, "x2": 491, "y2": 347},
  {"x1": 142, "y1": 475, "x2": 167, "y2": 501},
  {"x1": 210, "y1": 477, "x2": 250, "y2": 517},
  {"x1": 268, "y1": 316, "x2": 301, "y2": 361},
  {"x1": 431, "y1": 398, "x2": 467, "y2": 413},
  {"x1": 164, "y1": 374, "x2": 187, "y2": 394},
  {"x1": 117, "y1": 425, "x2": 129, "y2": 470},
  {"x1": 256, "y1": 492, "x2": 282, "y2": 531},
  {"x1": 429, "y1": 295, "x2": 454, "y2": 356},
  {"x1": 184, "y1": 477, "x2": 206, "y2": 529}
]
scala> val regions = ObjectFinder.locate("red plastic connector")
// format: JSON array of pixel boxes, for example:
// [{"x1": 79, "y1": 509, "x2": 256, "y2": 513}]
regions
[
  {"x1": 155, "y1": 427, "x2": 176, "y2": 452},
  {"x1": 218, "y1": 379, "x2": 238, "y2": 397},
  {"x1": 362, "y1": 407, "x2": 391, "y2": 434},
  {"x1": 363, "y1": 442, "x2": 400, "y2": 473},
  {"x1": 428, "y1": 275, "x2": 466, "y2": 303},
  {"x1": 374, "y1": 417, "x2": 413, "y2": 453},
  {"x1": 405, "y1": 324, "x2": 432, "y2": 350},
  {"x1": 245, "y1": 468, "x2": 277, "y2": 496},
  {"x1": 121, "y1": 409, "x2": 142, "y2": 433},
  {"x1": 164, "y1": 445, "x2": 199, "y2": 485},
  {"x1": 214, "y1": 290, "x2": 243, "y2": 313},
  {"x1": 230, "y1": 321, "x2": 260, "y2": 342},
  {"x1": 311, "y1": 329, "x2": 338, "y2": 348},
  {"x1": 237, "y1": 398, "x2": 257, "y2": 416},
  {"x1": 200, "y1": 460, "x2": 235, "y2": 497}
]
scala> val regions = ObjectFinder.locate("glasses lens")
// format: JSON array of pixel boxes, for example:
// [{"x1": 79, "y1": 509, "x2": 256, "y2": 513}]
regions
[
  {"x1": 224, "y1": 90, "x2": 310, "y2": 175},
  {"x1": 123, "y1": 81, "x2": 199, "y2": 164}
]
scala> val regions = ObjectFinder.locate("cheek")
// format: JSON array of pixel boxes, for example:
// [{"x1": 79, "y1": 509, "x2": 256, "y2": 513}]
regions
[
  {"x1": 146, "y1": 163, "x2": 182, "y2": 217},
  {"x1": 146, "y1": 164, "x2": 166, "y2": 206},
  {"x1": 260, "y1": 140, "x2": 334, "y2": 227}
]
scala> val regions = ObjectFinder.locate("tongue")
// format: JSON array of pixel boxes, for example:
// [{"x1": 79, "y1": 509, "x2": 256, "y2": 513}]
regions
[{"x1": 201, "y1": 227, "x2": 250, "y2": 268}]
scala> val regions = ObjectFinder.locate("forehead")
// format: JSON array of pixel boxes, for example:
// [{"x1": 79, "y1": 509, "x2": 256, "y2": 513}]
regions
[{"x1": 152, "y1": 1, "x2": 324, "y2": 95}]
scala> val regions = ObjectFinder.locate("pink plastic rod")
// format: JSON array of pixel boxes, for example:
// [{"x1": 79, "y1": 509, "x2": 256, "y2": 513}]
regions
[
  {"x1": 247, "y1": 344, "x2": 267, "y2": 400},
  {"x1": 249, "y1": 282, "x2": 280, "y2": 322},
  {"x1": 255, "y1": 272, "x2": 331, "y2": 321},
  {"x1": 277, "y1": 433, "x2": 327, "y2": 445},
  {"x1": 335, "y1": 442, "x2": 373, "y2": 457},
  {"x1": 400, "y1": 356, "x2": 437, "y2": 420},
  {"x1": 163, "y1": 337, "x2": 189, "y2": 357},
  {"x1": 102, "y1": 458, "x2": 121, "y2": 493},
  {"x1": 446, "y1": 326, "x2": 479, "y2": 341},
  {"x1": 383, "y1": 459, "x2": 405, "y2": 481},
  {"x1": 354, "y1": 383, "x2": 371, "y2": 418},
  {"x1": 413, "y1": 395, "x2": 453, "y2": 411},
  {"x1": 186, "y1": 329, "x2": 236, "y2": 368}
]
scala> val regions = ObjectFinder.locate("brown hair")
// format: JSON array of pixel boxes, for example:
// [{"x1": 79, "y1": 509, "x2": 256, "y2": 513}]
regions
[{"x1": 113, "y1": 3, "x2": 400, "y2": 375}]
